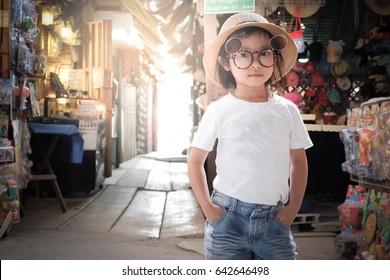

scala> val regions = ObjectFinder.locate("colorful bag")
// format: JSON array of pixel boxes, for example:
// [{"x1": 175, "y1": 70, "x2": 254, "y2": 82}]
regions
[{"x1": 288, "y1": 7, "x2": 305, "y2": 53}]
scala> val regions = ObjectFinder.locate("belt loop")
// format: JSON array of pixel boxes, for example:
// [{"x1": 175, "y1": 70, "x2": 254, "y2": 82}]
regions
[{"x1": 228, "y1": 196, "x2": 237, "y2": 213}]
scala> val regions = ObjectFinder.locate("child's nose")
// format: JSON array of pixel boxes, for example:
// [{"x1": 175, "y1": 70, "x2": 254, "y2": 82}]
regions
[{"x1": 251, "y1": 54, "x2": 262, "y2": 68}]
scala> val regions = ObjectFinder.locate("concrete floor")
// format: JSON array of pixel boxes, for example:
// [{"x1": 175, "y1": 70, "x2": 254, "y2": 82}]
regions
[{"x1": 0, "y1": 154, "x2": 343, "y2": 260}]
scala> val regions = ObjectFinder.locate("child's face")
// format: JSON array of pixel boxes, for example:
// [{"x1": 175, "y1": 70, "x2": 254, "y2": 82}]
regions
[{"x1": 228, "y1": 32, "x2": 274, "y2": 89}]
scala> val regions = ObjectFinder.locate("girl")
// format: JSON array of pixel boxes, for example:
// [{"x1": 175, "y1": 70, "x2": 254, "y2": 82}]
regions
[{"x1": 188, "y1": 12, "x2": 313, "y2": 260}]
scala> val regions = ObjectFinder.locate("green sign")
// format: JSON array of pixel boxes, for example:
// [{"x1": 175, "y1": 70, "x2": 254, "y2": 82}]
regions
[{"x1": 204, "y1": 0, "x2": 255, "y2": 14}]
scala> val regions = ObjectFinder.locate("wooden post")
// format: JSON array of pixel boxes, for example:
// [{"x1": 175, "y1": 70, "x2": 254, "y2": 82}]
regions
[
  {"x1": 198, "y1": 0, "x2": 219, "y2": 192},
  {"x1": 0, "y1": 0, "x2": 10, "y2": 78},
  {"x1": 200, "y1": 0, "x2": 222, "y2": 104},
  {"x1": 82, "y1": 20, "x2": 113, "y2": 177}
]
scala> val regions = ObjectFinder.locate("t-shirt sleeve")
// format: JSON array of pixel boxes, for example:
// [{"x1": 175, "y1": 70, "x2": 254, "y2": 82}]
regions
[
  {"x1": 289, "y1": 104, "x2": 313, "y2": 150},
  {"x1": 191, "y1": 105, "x2": 218, "y2": 152}
]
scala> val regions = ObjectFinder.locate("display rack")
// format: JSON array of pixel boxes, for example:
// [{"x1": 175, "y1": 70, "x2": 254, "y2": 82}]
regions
[{"x1": 350, "y1": 175, "x2": 390, "y2": 193}]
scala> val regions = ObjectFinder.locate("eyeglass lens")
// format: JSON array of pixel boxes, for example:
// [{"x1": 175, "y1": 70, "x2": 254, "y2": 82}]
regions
[{"x1": 233, "y1": 49, "x2": 274, "y2": 69}]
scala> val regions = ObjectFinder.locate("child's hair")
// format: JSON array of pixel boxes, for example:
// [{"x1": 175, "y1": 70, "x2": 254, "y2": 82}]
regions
[{"x1": 217, "y1": 26, "x2": 285, "y2": 91}]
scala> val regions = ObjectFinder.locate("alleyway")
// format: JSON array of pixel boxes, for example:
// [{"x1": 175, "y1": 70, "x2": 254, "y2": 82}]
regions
[{"x1": 0, "y1": 154, "x2": 341, "y2": 260}]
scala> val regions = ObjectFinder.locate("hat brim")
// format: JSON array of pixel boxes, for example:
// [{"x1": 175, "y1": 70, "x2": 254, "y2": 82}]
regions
[
  {"x1": 203, "y1": 21, "x2": 298, "y2": 88},
  {"x1": 367, "y1": 0, "x2": 390, "y2": 15},
  {"x1": 285, "y1": 1, "x2": 321, "y2": 18},
  {"x1": 336, "y1": 77, "x2": 352, "y2": 91},
  {"x1": 331, "y1": 60, "x2": 350, "y2": 78}
]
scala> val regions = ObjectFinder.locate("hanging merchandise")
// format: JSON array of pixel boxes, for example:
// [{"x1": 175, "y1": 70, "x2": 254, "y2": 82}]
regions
[
  {"x1": 366, "y1": 0, "x2": 390, "y2": 16},
  {"x1": 288, "y1": 6, "x2": 305, "y2": 54},
  {"x1": 317, "y1": 59, "x2": 332, "y2": 76},
  {"x1": 334, "y1": 184, "x2": 367, "y2": 259},
  {"x1": 311, "y1": 71, "x2": 325, "y2": 87},
  {"x1": 327, "y1": 40, "x2": 345, "y2": 63},
  {"x1": 285, "y1": 70, "x2": 299, "y2": 88},
  {"x1": 331, "y1": 59, "x2": 350, "y2": 79},
  {"x1": 341, "y1": 99, "x2": 390, "y2": 181},
  {"x1": 284, "y1": 0, "x2": 321, "y2": 18},
  {"x1": 308, "y1": 41, "x2": 324, "y2": 62}
]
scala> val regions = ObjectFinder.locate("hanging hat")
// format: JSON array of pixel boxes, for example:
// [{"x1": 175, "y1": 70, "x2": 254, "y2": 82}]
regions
[
  {"x1": 308, "y1": 41, "x2": 324, "y2": 62},
  {"x1": 303, "y1": 61, "x2": 318, "y2": 73},
  {"x1": 311, "y1": 72, "x2": 325, "y2": 87},
  {"x1": 293, "y1": 60, "x2": 305, "y2": 72},
  {"x1": 285, "y1": 0, "x2": 321, "y2": 18},
  {"x1": 203, "y1": 13, "x2": 297, "y2": 88},
  {"x1": 203, "y1": 12, "x2": 298, "y2": 88},
  {"x1": 318, "y1": 90, "x2": 330, "y2": 106},
  {"x1": 331, "y1": 60, "x2": 350, "y2": 78},
  {"x1": 336, "y1": 77, "x2": 352, "y2": 92},
  {"x1": 366, "y1": 0, "x2": 390, "y2": 15},
  {"x1": 358, "y1": 83, "x2": 376, "y2": 101},
  {"x1": 305, "y1": 88, "x2": 316, "y2": 97},
  {"x1": 372, "y1": 45, "x2": 390, "y2": 60},
  {"x1": 327, "y1": 88, "x2": 341, "y2": 104},
  {"x1": 255, "y1": 0, "x2": 278, "y2": 16},
  {"x1": 327, "y1": 40, "x2": 345, "y2": 63},
  {"x1": 284, "y1": 91, "x2": 303, "y2": 107},
  {"x1": 354, "y1": 38, "x2": 365, "y2": 50},
  {"x1": 300, "y1": 72, "x2": 312, "y2": 87},
  {"x1": 368, "y1": 65, "x2": 387, "y2": 79},
  {"x1": 317, "y1": 59, "x2": 331, "y2": 76},
  {"x1": 285, "y1": 70, "x2": 300, "y2": 87}
]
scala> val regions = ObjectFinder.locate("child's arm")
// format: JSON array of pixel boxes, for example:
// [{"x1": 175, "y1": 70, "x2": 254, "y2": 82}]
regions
[
  {"x1": 188, "y1": 147, "x2": 223, "y2": 222},
  {"x1": 277, "y1": 148, "x2": 308, "y2": 226}
]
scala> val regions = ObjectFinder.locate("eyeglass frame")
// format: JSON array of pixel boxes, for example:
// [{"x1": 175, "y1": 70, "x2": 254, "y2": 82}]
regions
[
  {"x1": 224, "y1": 35, "x2": 287, "y2": 70},
  {"x1": 228, "y1": 47, "x2": 277, "y2": 69}
]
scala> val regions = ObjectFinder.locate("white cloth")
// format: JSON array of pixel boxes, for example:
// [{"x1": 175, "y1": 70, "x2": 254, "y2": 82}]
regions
[{"x1": 191, "y1": 93, "x2": 313, "y2": 205}]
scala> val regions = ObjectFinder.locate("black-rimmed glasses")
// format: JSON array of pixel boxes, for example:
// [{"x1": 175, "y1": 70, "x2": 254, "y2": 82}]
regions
[{"x1": 225, "y1": 35, "x2": 287, "y2": 70}]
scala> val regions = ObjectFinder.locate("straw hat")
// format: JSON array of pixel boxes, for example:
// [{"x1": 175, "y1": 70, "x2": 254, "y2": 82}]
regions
[
  {"x1": 366, "y1": 0, "x2": 390, "y2": 15},
  {"x1": 255, "y1": 0, "x2": 278, "y2": 16},
  {"x1": 331, "y1": 60, "x2": 350, "y2": 78},
  {"x1": 285, "y1": 0, "x2": 321, "y2": 18},
  {"x1": 203, "y1": 12, "x2": 298, "y2": 88},
  {"x1": 336, "y1": 77, "x2": 352, "y2": 92}
]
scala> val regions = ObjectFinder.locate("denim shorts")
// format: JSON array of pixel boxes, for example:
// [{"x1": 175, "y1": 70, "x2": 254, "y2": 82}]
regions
[{"x1": 203, "y1": 190, "x2": 297, "y2": 260}]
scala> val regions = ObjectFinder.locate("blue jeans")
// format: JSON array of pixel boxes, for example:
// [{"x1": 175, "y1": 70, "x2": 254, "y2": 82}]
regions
[{"x1": 203, "y1": 190, "x2": 297, "y2": 260}]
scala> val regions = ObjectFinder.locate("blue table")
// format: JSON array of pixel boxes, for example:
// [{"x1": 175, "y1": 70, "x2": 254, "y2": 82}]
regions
[{"x1": 27, "y1": 123, "x2": 84, "y2": 212}]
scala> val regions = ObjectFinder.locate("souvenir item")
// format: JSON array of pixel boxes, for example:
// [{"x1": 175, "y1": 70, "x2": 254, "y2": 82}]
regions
[
  {"x1": 284, "y1": 91, "x2": 302, "y2": 107},
  {"x1": 318, "y1": 59, "x2": 331, "y2": 76},
  {"x1": 288, "y1": 6, "x2": 305, "y2": 53},
  {"x1": 303, "y1": 61, "x2": 317, "y2": 73},
  {"x1": 285, "y1": 70, "x2": 299, "y2": 87},
  {"x1": 327, "y1": 40, "x2": 345, "y2": 63},
  {"x1": 336, "y1": 77, "x2": 352, "y2": 92},
  {"x1": 317, "y1": 90, "x2": 330, "y2": 106},
  {"x1": 308, "y1": 41, "x2": 324, "y2": 62},
  {"x1": 311, "y1": 72, "x2": 325, "y2": 87},
  {"x1": 363, "y1": 211, "x2": 377, "y2": 244},
  {"x1": 285, "y1": 1, "x2": 321, "y2": 17},
  {"x1": 366, "y1": 0, "x2": 390, "y2": 15},
  {"x1": 327, "y1": 88, "x2": 341, "y2": 104},
  {"x1": 323, "y1": 111, "x2": 337, "y2": 124},
  {"x1": 331, "y1": 60, "x2": 350, "y2": 78}
]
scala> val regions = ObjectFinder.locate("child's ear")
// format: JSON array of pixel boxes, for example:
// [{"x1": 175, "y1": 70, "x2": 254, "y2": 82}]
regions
[{"x1": 218, "y1": 56, "x2": 231, "y2": 71}]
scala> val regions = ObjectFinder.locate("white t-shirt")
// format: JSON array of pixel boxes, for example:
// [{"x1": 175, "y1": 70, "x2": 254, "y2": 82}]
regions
[{"x1": 191, "y1": 93, "x2": 313, "y2": 205}]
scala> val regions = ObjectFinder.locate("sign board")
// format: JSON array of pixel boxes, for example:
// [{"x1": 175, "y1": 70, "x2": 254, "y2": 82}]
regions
[{"x1": 204, "y1": 0, "x2": 255, "y2": 14}]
